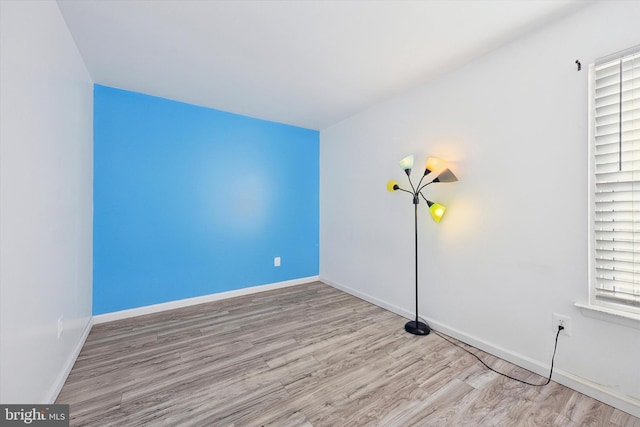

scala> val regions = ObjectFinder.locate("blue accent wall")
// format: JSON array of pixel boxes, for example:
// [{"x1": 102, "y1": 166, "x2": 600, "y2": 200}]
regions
[{"x1": 93, "y1": 85, "x2": 319, "y2": 315}]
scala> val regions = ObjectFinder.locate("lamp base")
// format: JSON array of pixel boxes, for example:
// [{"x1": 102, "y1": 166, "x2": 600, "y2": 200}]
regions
[{"x1": 405, "y1": 320, "x2": 431, "y2": 336}]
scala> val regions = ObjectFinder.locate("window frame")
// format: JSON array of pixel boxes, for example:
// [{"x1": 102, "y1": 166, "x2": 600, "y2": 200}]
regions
[{"x1": 587, "y1": 45, "x2": 640, "y2": 318}]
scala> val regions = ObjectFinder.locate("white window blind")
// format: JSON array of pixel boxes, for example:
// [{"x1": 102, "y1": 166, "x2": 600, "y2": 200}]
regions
[{"x1": 591, "y1": 46, "x2": 640, "y2": 314}]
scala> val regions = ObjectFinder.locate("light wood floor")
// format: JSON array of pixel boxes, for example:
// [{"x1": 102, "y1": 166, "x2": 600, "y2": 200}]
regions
[{"x1": 57, "y1": 282, "x2": 639, "y2": 426}]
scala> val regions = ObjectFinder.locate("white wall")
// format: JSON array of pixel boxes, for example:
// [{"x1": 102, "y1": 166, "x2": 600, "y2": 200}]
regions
[
  {"x1": 321, "y1": 1, "x2": 640, "y2": 416},
  {"x1": 0, "y1": 1, "x2": 93, "y2": 403}
]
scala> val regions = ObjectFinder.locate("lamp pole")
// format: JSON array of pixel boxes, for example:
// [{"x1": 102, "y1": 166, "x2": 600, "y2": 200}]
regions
[
  {"x1": 414, "y1": 197, "x2": 418, "y2": 328},
  {"x1": 405, "y1": 192, "x2": 430, "y2": 335}
]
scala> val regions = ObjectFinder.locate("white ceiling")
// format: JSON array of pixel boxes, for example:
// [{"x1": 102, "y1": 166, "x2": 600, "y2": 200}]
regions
[{"x1": 57, "y1": 0, "x2": 588, "y2": 130}]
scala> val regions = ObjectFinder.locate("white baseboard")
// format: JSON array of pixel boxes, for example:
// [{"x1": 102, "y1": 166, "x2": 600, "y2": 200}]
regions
[
  {"x1": 46, "y1": 317, "x2": 93, "y2": 404},
  {"x1": 321, "y1": 276, "x2": 640, "y2": 418},
  {"x1": 323, "y1": 277, "x2": 415, "y2": 320},
  {"x1": 93, "y1": 276, "x2": 320, "y2": 324}
]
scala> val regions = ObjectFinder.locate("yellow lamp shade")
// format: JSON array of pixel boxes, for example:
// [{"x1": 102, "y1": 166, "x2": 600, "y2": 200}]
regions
[
  {"x1": 399, "y1": 154, "x2": 414, "y2": 175},
  {"x1": 424, "y1": 157, "x2": 444, "y2": 175},
  {"x1": 428, "y1": 201, "x2": 446, "y2": 223},
  {"x1": 386, "y1": 179, "x2": 399, "y2": 192}
]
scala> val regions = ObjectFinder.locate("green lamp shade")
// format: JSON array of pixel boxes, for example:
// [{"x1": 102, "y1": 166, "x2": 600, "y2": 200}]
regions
[
  {"x1": 399, "y1": 154, "x2": 414, "y2": 175},
  {"x1": 427, "y1": 201, "x2": 446, "y2": 223},
  {"x1": 433, "y1": 168, "x2": 458, "y2": 183},
  {"x1": 386, "y1": 179, "x2": 399, "y2": 192}
]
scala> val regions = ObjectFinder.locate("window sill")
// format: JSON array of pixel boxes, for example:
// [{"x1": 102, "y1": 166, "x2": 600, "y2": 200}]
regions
[{"x1": 575, "y1": 302, "x2": 640, "y2": 330}]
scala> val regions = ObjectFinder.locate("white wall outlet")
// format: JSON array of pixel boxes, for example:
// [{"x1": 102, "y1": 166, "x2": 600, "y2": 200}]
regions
[
  {"x1": 274, "y1": 257, "x2": 281, "y2": 267},
  {"x1": 57, "y1": 315, "x2": 64, "y2": 339},
  {"x1": 552, "y1": 313, "x2": 572, "y2": 337}
]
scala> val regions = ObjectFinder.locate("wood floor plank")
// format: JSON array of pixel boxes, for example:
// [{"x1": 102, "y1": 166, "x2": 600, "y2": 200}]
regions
[
  {"x1": 611, "y1": 408, "x2": 640, "y2": 427},
  {"x1": 56, "y1": 281, "x2": 639, "y2": 426},
  {"x1": 564, "y1": 392, "x2": 616, "y2": 426},
  {"x1": 499, "y1": 400, "x2": 580, "y2": 427}
]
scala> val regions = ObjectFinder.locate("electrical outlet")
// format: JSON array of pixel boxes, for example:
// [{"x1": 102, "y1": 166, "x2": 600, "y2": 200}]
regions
[
  {"x1": 274, "y1": 257, "x2": 281, "y2": 267},
  {"x1": 552, "y1": 313, "x2": 572, "y2": 337},
  {"x1": 57, "y1": 315, "x2": 64, "y2": 339}
]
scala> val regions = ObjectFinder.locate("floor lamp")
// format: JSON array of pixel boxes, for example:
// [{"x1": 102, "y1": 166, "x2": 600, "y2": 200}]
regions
[{"x1": 387, "y1": 155, "x2": 458, "y2": 336}]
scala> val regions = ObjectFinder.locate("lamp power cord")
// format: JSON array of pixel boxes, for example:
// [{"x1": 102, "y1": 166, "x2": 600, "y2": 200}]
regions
[{"x1": 427, "y1": 323, "x2": 564, "y2": 387}]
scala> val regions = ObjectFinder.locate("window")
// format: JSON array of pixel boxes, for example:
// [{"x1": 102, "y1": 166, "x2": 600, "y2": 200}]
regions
[{"x1": 590, "y1": 45, "x2": 640, "y2": 315}]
